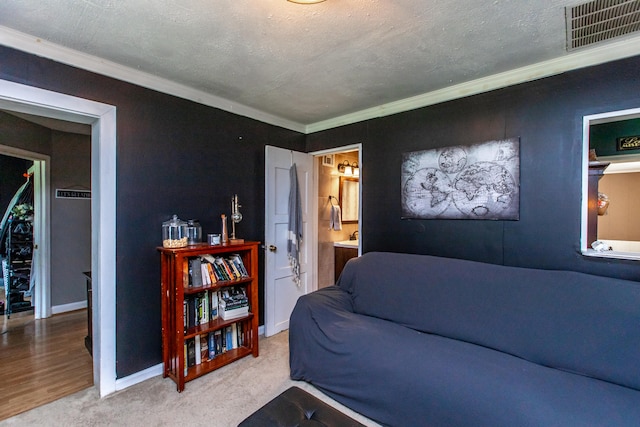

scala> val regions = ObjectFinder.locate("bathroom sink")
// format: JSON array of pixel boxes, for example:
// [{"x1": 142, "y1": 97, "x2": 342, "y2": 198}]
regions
[{"x1": 334, "y1": 240, "x2": 359, "y2": 248}]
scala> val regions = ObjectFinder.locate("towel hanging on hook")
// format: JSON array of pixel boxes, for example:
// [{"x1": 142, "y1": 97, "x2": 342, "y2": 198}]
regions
[{"x1": 329, "y1": 196, "x2": 342, "y2": 231}]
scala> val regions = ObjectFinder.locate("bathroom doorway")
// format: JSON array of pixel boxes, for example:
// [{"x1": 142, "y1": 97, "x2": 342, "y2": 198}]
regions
[{"x1": 312, "y1": 144, "x2": 361, "y2": 288}]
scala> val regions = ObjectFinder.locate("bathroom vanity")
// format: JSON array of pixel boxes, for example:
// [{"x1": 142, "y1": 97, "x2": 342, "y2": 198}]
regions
[{"x1": 334, "y1": 240, "x2": 358, "y2": 282}]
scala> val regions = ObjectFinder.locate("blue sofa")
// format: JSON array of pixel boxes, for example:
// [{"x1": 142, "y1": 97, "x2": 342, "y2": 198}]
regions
[{"x1": 289, "y1": 252, "x2": 640, "y2": 426}]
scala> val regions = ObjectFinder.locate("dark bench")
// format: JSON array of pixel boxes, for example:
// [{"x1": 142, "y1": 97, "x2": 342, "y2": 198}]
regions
[{"x1": 239, "y1": 386, "x2": 365, "y2": 427}]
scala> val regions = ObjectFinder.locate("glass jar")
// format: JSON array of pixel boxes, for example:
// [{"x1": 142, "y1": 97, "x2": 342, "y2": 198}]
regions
[
  {"x1": 186, "y1": 219, "x2": 202, "y2": 245},
  {"x1": 162, "y1": 215, "x2": 187, "y2": 248}
]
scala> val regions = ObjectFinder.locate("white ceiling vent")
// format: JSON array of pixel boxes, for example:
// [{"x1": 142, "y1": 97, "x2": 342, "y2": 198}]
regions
[{"x1": 566, "y1": 0, "x2": 640, "y2": 50}]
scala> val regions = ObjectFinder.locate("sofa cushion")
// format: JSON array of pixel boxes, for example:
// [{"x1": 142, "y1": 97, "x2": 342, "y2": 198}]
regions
[
  {"x1": 336, "y1": 252, "x2": 640, "y2": 391},
  {"x1": 290, "y1": 286, "x2": 640, "y2": 427}
]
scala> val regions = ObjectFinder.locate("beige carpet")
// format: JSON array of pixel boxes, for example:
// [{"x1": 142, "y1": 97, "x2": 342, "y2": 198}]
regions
[{"x1": 0, "y1": 331, "x2": 380, "y2": 426}]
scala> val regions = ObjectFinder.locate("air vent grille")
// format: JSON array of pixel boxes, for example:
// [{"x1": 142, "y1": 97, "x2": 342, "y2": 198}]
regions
[{"x1": 566, "y1": 0, "x2": 640, "y2": 50}]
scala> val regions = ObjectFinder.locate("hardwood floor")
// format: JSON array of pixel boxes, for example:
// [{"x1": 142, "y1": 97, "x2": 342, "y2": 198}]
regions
[{"x1": 0, "y1": 309, "x2": 93, "y2": 421}]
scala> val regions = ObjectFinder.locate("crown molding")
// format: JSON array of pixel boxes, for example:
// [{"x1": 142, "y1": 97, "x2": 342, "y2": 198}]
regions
[
  {"x1": 3, "y1": 25, "x2": 640, "y2": 136},
  {"x1": 305, "y1": 34, "x2": 640, "y2": 134},
  {"x1": 0, "y1": 25, "x2": 307, "y2": 134}
]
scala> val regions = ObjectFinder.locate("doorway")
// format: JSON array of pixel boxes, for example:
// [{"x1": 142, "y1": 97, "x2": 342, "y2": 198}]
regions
[
  {"x1": 263, "y1": 144, "x2": 362, "y2": 335},
  {"x1": 0, "y1": 79, "x2": 117, "y2": 397},
  {"x1": 0, "y1": 140, "x2": 93, "y2": 419},
  {"x1": 312, "y1": 144, "x2": 361, "y2": 289},
  {"x1": 0, "y1": 149, "x2": 47, "y2": 319},
  {"x1": 264, "y1": 146, "x2": 314, "y2": 337}
]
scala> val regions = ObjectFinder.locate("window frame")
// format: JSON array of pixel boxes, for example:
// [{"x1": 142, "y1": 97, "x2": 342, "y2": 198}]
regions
[{"x1": 581, "y1": 107, "x2": 640, "y2": 261}]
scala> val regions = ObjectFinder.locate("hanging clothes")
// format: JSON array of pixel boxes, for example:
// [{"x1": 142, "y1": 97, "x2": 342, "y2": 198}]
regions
[{"x1": 287, "y1": 163, "x2": 303, "y2": 286}]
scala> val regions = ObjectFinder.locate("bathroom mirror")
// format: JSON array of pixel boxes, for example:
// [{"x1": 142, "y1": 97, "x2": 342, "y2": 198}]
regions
[{"x1": 339, "y1": 177, "x2": 359, "y2": 223}]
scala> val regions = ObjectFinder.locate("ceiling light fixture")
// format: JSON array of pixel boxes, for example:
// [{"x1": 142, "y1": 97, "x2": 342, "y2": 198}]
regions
[
  {"x1": 288, "y1": 0, "x2": 326, "y2": 3},
  {"x1": 337, "y1": 160, "x2": 358, "y2": 176}
]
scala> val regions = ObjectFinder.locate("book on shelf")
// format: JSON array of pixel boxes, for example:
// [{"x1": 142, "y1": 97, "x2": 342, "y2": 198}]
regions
[
  {"x1": 203, "y1": 255, "x2": 228, "y2": 281},
  {"x1": 184, "y1": 287, "x2": 249, "y2": 330},
  {"x1": 221, "y1": 326, "x2": 227, "y2": 353},
  {"x1": 191, "y1": 254, "x2": 249, "y2": 283},
  {"x1": 220, "y1": 287, "x2": 248, "y2": 305},
  {"x1": 220, "y1": 304, "x2": 249, "y2": 320},
  {"x1": 199, "y1": 256, "x2": 222, "y2": 285},
  {"x1": 187, "y1": 338, "x2": 196, "y2": 368},
  {"x1": 194, "y1": 334, "x2": 202, "y2": 365},
  {"x1": 199, "y1": 291, "x2": 209, "y2": 325},
  {"x1": 183, "y1": 300, "x2": 187, "y2": 333},
  {"x1": 184, "y1": 342, "x2": 188, "y2": 376},
  {"x1": 213, "y1": 262, "x2": 230, "y2": 280},
  {"x1": 184, "y1": 292, "x2": 217, "y2": 330},
  {"x1": 185, "y1": 322, "x2": 247, "y2": 369},
  {"x1": 215, "y1": 257, "x2": 233, "y2": 280},
  {"x1": 231, "y1": 323, "x2": 238, "y2": 349},
  {"x1": 208, "y1": 332, "x2": 216, "y2": 360},
  {"x1": 227, "y1": 259, "x2": 241, "y2": 279},
  {"x1": 225, "y1": 326, "x2": 235, "y2": 351},
  {"x1": 200, "y1": 262, "x2": 211, "y2": 286},
  {"x1": 229, "y1": 254, "x2": 249, "y2": 277},
  {"x1": 206, "y1": 262, "x2": 217, "y2": 284},
  {"x1": 188, "y1": 258, "x2": 203, "y2": 287},
  {"x1": 218, "y1": 286, "x2": 249, "y2": 320},
  {"x1": 214, "y1": 329, "x2": 223, "y2": 355},
  {"x1": 187, "y1": 298, "x2": 197, "y2": 329},
  {"x1": 200, "y1": 334, "x2": 209, "y2": 363},
  {"x1": 211, "y1": 291, "x2": 218, "y2": 320}
]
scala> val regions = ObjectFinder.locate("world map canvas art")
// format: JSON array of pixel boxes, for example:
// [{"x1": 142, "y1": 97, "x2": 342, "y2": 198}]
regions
[{"x1": 401, "y1": 138, "x2": 520, "y2": 220}]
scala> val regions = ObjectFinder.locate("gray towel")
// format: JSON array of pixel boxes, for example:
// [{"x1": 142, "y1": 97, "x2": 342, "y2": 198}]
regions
[
  {"x1": 330, "y1": 205, "x2": 342, "y2": 231},
  {"x1": 288, "y1": 163, "x2": 303, "y2": 286}
]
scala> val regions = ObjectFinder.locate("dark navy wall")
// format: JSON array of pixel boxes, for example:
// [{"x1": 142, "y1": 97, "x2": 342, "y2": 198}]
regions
[
  {"x1": 3, "y1": 44, "x2": 640, "y2": 379},
  {"x1": 308, "y1": 55, "x2": 640, "y2": 282},
  {"x1": 0, "y1": 46, "x2": 305, "y2": 377}
]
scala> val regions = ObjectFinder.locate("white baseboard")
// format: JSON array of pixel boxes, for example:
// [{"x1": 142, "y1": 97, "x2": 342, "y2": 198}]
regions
[
  {"x1": 51, "y1": 300, "x2": 87, "y2": 314},
  {"x1": 115, "y1": 363, "x2": 163, "y2": 392}
]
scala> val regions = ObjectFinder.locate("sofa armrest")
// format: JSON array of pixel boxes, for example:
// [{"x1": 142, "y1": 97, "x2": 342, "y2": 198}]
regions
[{"x1": 289, "y1": 286, "x2": 355, "y2": 381}]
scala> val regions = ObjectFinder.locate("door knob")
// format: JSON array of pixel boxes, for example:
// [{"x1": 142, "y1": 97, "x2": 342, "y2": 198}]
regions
[{"x1": 268, "y1": 245, "x2": 277, "y2": 252}]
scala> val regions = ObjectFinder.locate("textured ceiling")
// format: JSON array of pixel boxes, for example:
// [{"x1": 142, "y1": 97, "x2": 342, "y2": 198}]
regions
[{"x1": 1, "y1": 0, "x2": 639, "y2": 132}]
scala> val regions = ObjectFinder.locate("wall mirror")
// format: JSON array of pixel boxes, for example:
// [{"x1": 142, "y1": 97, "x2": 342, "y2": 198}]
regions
[{"x1": 339, "y1": 176, "x2": 359, "y2": 223}]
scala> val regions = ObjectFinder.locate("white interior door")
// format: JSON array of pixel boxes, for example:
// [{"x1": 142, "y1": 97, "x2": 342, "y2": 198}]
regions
[{"x1": 265, "y1": 145, "x2": 314, "y2": 337}]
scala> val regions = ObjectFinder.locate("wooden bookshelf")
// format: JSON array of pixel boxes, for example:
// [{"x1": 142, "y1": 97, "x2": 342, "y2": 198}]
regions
[{"x1": 158, "y1": 241, "x2": 260, "y2": 392}]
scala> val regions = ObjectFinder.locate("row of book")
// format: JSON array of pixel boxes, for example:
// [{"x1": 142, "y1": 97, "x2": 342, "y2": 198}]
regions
[
  {"x1": 184, "y1": 321, "x2": 249, "y2": 374},
  {"x1": 184, "y1": 286, "x2": 249, "y2": 331},
  {"x1": 187, "y1": 254, "x2": 248, "y2": 287}
]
